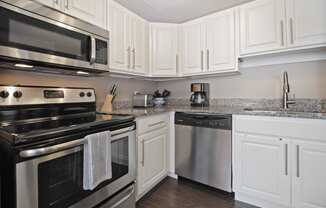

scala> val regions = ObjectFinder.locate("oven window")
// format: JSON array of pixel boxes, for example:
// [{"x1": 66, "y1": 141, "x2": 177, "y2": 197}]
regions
[
  {"x1": 38, "y1": 150, "x2": 86, "y2": 208},
  {"x1": 111, "y1": 136, "x2": 129, "y2": 181},
  {"x1": 37, "y1": 137, "x2": 129, "y2": 208},
  {"x1": 0, "y1": 7, "x2": 90, "y2": 61}
]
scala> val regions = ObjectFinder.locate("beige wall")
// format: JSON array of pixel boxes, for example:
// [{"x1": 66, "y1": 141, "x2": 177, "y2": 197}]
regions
[
  {"x1": 1, "y1": 60, "x2": 325, "y2": 108},
  {"x1": 0, "y1": 70, "x2": 157, "y2": 107},
  {"x1": 157, "y1": 61, "x2": 326, "y2": 99}
]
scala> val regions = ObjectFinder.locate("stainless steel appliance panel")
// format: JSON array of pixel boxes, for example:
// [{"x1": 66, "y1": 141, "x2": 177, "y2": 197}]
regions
[
  {"x1": 16, "y1": 128, "x2": 136, "y2": 208},
  {"x1": 175, "y1": 113, "x2": 232, "y2": 192},
  {"x1": 0, "y1": 1, "x2": 109, "y2": 72},
  {"x1": 98, "y1": 184, "x2": 135, "y2": 208}
]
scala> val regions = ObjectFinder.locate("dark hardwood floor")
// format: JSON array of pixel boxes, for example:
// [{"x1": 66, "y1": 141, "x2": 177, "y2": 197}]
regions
[{"x1": 137, "y1": 177, "x2": 258, "y2": 208}]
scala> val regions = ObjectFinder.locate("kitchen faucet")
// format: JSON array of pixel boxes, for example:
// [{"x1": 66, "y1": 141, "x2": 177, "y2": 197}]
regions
[{"x1": 282, "y1": 71, "x2": 295, "y2": 109}]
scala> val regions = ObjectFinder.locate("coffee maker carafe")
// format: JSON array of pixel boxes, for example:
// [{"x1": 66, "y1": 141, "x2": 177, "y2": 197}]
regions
[{"x1": 190, "y1": 83, "x2": 209, "y2": 107}]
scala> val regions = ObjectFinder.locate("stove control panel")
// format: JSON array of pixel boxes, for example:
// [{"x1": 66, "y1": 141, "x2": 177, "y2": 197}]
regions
[{"x1": 0, "y1": 86, "x2": 95, "y2": 106}]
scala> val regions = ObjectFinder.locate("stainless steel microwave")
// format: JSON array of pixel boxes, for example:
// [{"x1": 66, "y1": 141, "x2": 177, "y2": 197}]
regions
[{"x1": 0, "y1": 0, "x2": 109, "y2": 72}]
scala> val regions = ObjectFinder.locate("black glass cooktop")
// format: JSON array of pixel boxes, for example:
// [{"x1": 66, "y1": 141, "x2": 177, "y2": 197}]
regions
[{"x1": 0, "y1": 103, "x2": 134, "y2": 145}]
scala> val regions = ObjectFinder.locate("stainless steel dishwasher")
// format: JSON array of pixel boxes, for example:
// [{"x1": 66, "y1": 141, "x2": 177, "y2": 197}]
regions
[{"x1": 175, "y1": 112, "x2": 232, "y2": 192}]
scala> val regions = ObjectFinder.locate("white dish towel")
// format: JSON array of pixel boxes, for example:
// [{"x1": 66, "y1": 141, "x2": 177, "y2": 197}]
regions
[{"x1": 83, "y1": 130, "x2": 112, "y2": 190}]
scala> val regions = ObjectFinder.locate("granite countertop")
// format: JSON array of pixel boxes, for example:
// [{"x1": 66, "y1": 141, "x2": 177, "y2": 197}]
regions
[{"x1": 111, "y1": 105, "x2": 326, "y2": 120}]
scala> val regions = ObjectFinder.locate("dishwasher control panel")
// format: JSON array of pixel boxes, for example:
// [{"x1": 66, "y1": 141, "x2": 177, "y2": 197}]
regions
[{"x1": 175, "y1": 112, "x2": 232, "y2": 130}]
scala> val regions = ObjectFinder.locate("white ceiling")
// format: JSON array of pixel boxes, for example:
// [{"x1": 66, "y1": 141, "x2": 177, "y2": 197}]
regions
[{"x1": 114, "y1": 0, "x2": 254, "y2": 23}]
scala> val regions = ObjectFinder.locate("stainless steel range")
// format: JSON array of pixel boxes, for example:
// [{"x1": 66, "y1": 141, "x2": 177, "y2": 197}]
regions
[{"x1": 0, "y1": 86, "x2": 136, "y2": 208}]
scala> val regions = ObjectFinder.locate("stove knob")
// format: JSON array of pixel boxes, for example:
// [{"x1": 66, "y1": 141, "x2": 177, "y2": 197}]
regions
[
  {"x1": 13, "y1": 91, "x2": 23, "y2": 98},
  {"x1": 0, "y1": 90, "x2": 9, "y2": 98},
  {"x1": 79, "y1": 92, "x2": 85, "y2": 97},
  {"x1": 87, "y1": 92, "x2": 92, "y2": 97}
]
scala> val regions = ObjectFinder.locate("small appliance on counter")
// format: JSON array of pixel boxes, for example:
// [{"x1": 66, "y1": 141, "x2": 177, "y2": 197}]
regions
[
  {"x1": 190, "y1": 83, "x2": 209, "y2": 107},
  {"x1": 133, "y1": 92, "x2": 154, "y2": 108},
  {"x1": 153, "y1": 89, "x2": 171, "y2": 107}
]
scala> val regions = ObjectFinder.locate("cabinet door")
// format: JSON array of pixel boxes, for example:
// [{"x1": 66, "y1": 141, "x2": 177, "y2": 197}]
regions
[
  {"x1": 137, "y1": 128, "x2": 167, "y2": 196},
  {"x1": 67, "y1": 0, "x2": 107, "y2": 29},
  {"x1": 109, "y1": 2, "x2": 130, "y2": 72},
  {"x1": 206, "y1": 9, "x2": 235, "y2": 72},
  {"x1": 239, "y1": 0, "x2": 286, "y2": 55},
  {"x1": 182, "y1": 22, "x2": 205, "y2": 75},
  {"x1": 293, "y1": 141, "x2": 326, "y2": 208},
  {"x1": 150, "y1": 24, "x2": 178, "y2": 76},
  {"x1": 286, "y1": 0, "x2": 326, "y2": 48},
  {"x1": 131, "y1": 15, "x2": 148, "y2": 74},
  {"x1": 234, "y1": 133, "x2": 291, "y2": 206},
  {"x1": 35, "y1": 0, "x2": 61, "y2": 10}
]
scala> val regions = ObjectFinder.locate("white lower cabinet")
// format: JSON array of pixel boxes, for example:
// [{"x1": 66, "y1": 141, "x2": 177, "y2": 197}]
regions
[
  {"x1": 233, "y1": 115, "x2": 326, "y2": 208},
  {"x1": 234, "y1": 133, "x2": 291, "y2": 207},
  {"x1": 136, "y1": 114, "x2": 169, "y2": 200},
  {"x1": 293, "y1": 141, "x2": 326, "y2": 208}
]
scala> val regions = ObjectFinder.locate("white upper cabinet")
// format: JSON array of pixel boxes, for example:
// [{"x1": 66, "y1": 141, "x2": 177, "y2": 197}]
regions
[
  {"x1": 131, "y1": 15, "x2": 148, "y2": 74},
  {"x1": 181, "y1": 8, "x2": 237, "y2": 75},
  {"x1": 36, "y1": 0, "x2": 107, "y2": 29},
  {"x1": 293, "y1": 140, "x2": 326, "y2": 208},
  {"x1": 150, "y1": 23, "x2": 179, "y2": 76},
  {"x1": 286, "y1": 0, "x2": 326, "y2": 48},
  {"x1": 36, "y1": 0, "x2": 61, "y2": 9},
  {"x1": 109, "y1": 1, "x2": 130, "y2": 71},
  {"x1": 182, "y1": 21, "x2": 205, "y2": 75},
  {"x1": 239, "y1": 0, "x2": 286, "y2": 55},
  {"x1": 66, "y1": 0, "x2": 107, "y2": 29},
  {"x1": 109, "y1": 1, "x2": 148, "y2": 74},
  {"x1": 206, "y1": 9, "x2": 236, "y2": 72}
]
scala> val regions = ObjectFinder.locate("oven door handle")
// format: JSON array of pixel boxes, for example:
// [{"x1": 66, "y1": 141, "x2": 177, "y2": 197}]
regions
[{"x1": 20, "y1": 125, "x2": 135, "y2": 158}]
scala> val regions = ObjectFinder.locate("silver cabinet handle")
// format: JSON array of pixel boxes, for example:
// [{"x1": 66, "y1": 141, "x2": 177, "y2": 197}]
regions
[
  {"x1": 280, "y1": 20, "x2": 285, "y2": 46},
  {"x1": 20, "y1": 126, "x2": 135, "y2": 158},
  {"x1": 296, "y1": 145, "x2": 300, "y2": 177},
  {"x1": 285, "y1": 143, "x2": 288, "y2": 175},
  {"x1": 111, "y1": 186, "x2": 134, "y2": 208},
  {"x1": 141, "y1": 139, "x2": 145, "y2": 167},
  {"x1": 290, "y1": 18, "x2": 294, "y2": 44},
  {"x1": 148, "y1": 121, "x2": 165, "y2": 127},
  {"x1": 176, "y1": 54, "x2": 179, "y2": 71},
  {"x1": 90, "y1": 36, "x2": 96, "y2": 65},
  {"x1": 201, "y1": 50, "x2": 204, "y2": 70},
  {"x1": 206, "y1": 49, "x2": 210, "y2": 70},
  {"x1": 132, "y1": 48, "x2": 136, "y2": 69},
  {"x1": 127, "y1": 47, "x2": 131, "y2": 69}
]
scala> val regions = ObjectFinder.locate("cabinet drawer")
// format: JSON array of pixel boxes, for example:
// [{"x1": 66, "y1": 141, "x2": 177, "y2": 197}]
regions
[
  {"x1": 234, "y1": 115, "x2": 326, "y2": 142},
  {"x1": 137, "y1": 114, "x2": 169, "y2": 135}
]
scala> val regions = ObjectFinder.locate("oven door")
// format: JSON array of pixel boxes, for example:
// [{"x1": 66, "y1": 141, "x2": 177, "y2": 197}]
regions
[
  {"x1": 16, "y1": 127, "x2": 136, "y2": 208},
  {"x1": 0, "y1": 1, "x2": 109, "y2": 71}
]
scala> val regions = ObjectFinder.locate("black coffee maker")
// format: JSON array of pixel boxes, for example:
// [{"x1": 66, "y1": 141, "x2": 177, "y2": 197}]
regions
[{"x1": 190, "y1": 83, "x2": 209, "y2": 107}]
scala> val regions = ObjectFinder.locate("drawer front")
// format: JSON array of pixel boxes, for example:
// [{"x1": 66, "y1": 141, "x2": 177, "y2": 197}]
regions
[
  {"x1": 137, "y1": 114, "x2": 169, "y2": 135},
  {"x1": 233, "y1": 115, "x2": 326, "y2": 142}
]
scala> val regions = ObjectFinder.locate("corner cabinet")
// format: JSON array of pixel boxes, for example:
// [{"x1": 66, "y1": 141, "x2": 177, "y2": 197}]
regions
[
  {"x1": 136, "y1": 114, "x2": 169, "y2": 200},
  {"x1": 36, "y1": 0, "x2": 107, "y2": 29},
  {"x1": 109, "y1": 1, "x2": 148, "y2": 75},
  {"x1": 149, "y1": 23, "x2": 179, "y2": 77},
  {"x1": 233, "y1": 115, "x2": 326, "y2": 208},
  {"x1": 181, "y1": 8, "x2": 237, "y2": 76}
]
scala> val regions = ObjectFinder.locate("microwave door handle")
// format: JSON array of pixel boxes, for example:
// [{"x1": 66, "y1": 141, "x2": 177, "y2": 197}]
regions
[{"x1": 90, "y1": 36, "x2": 96, "y2": 64}]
